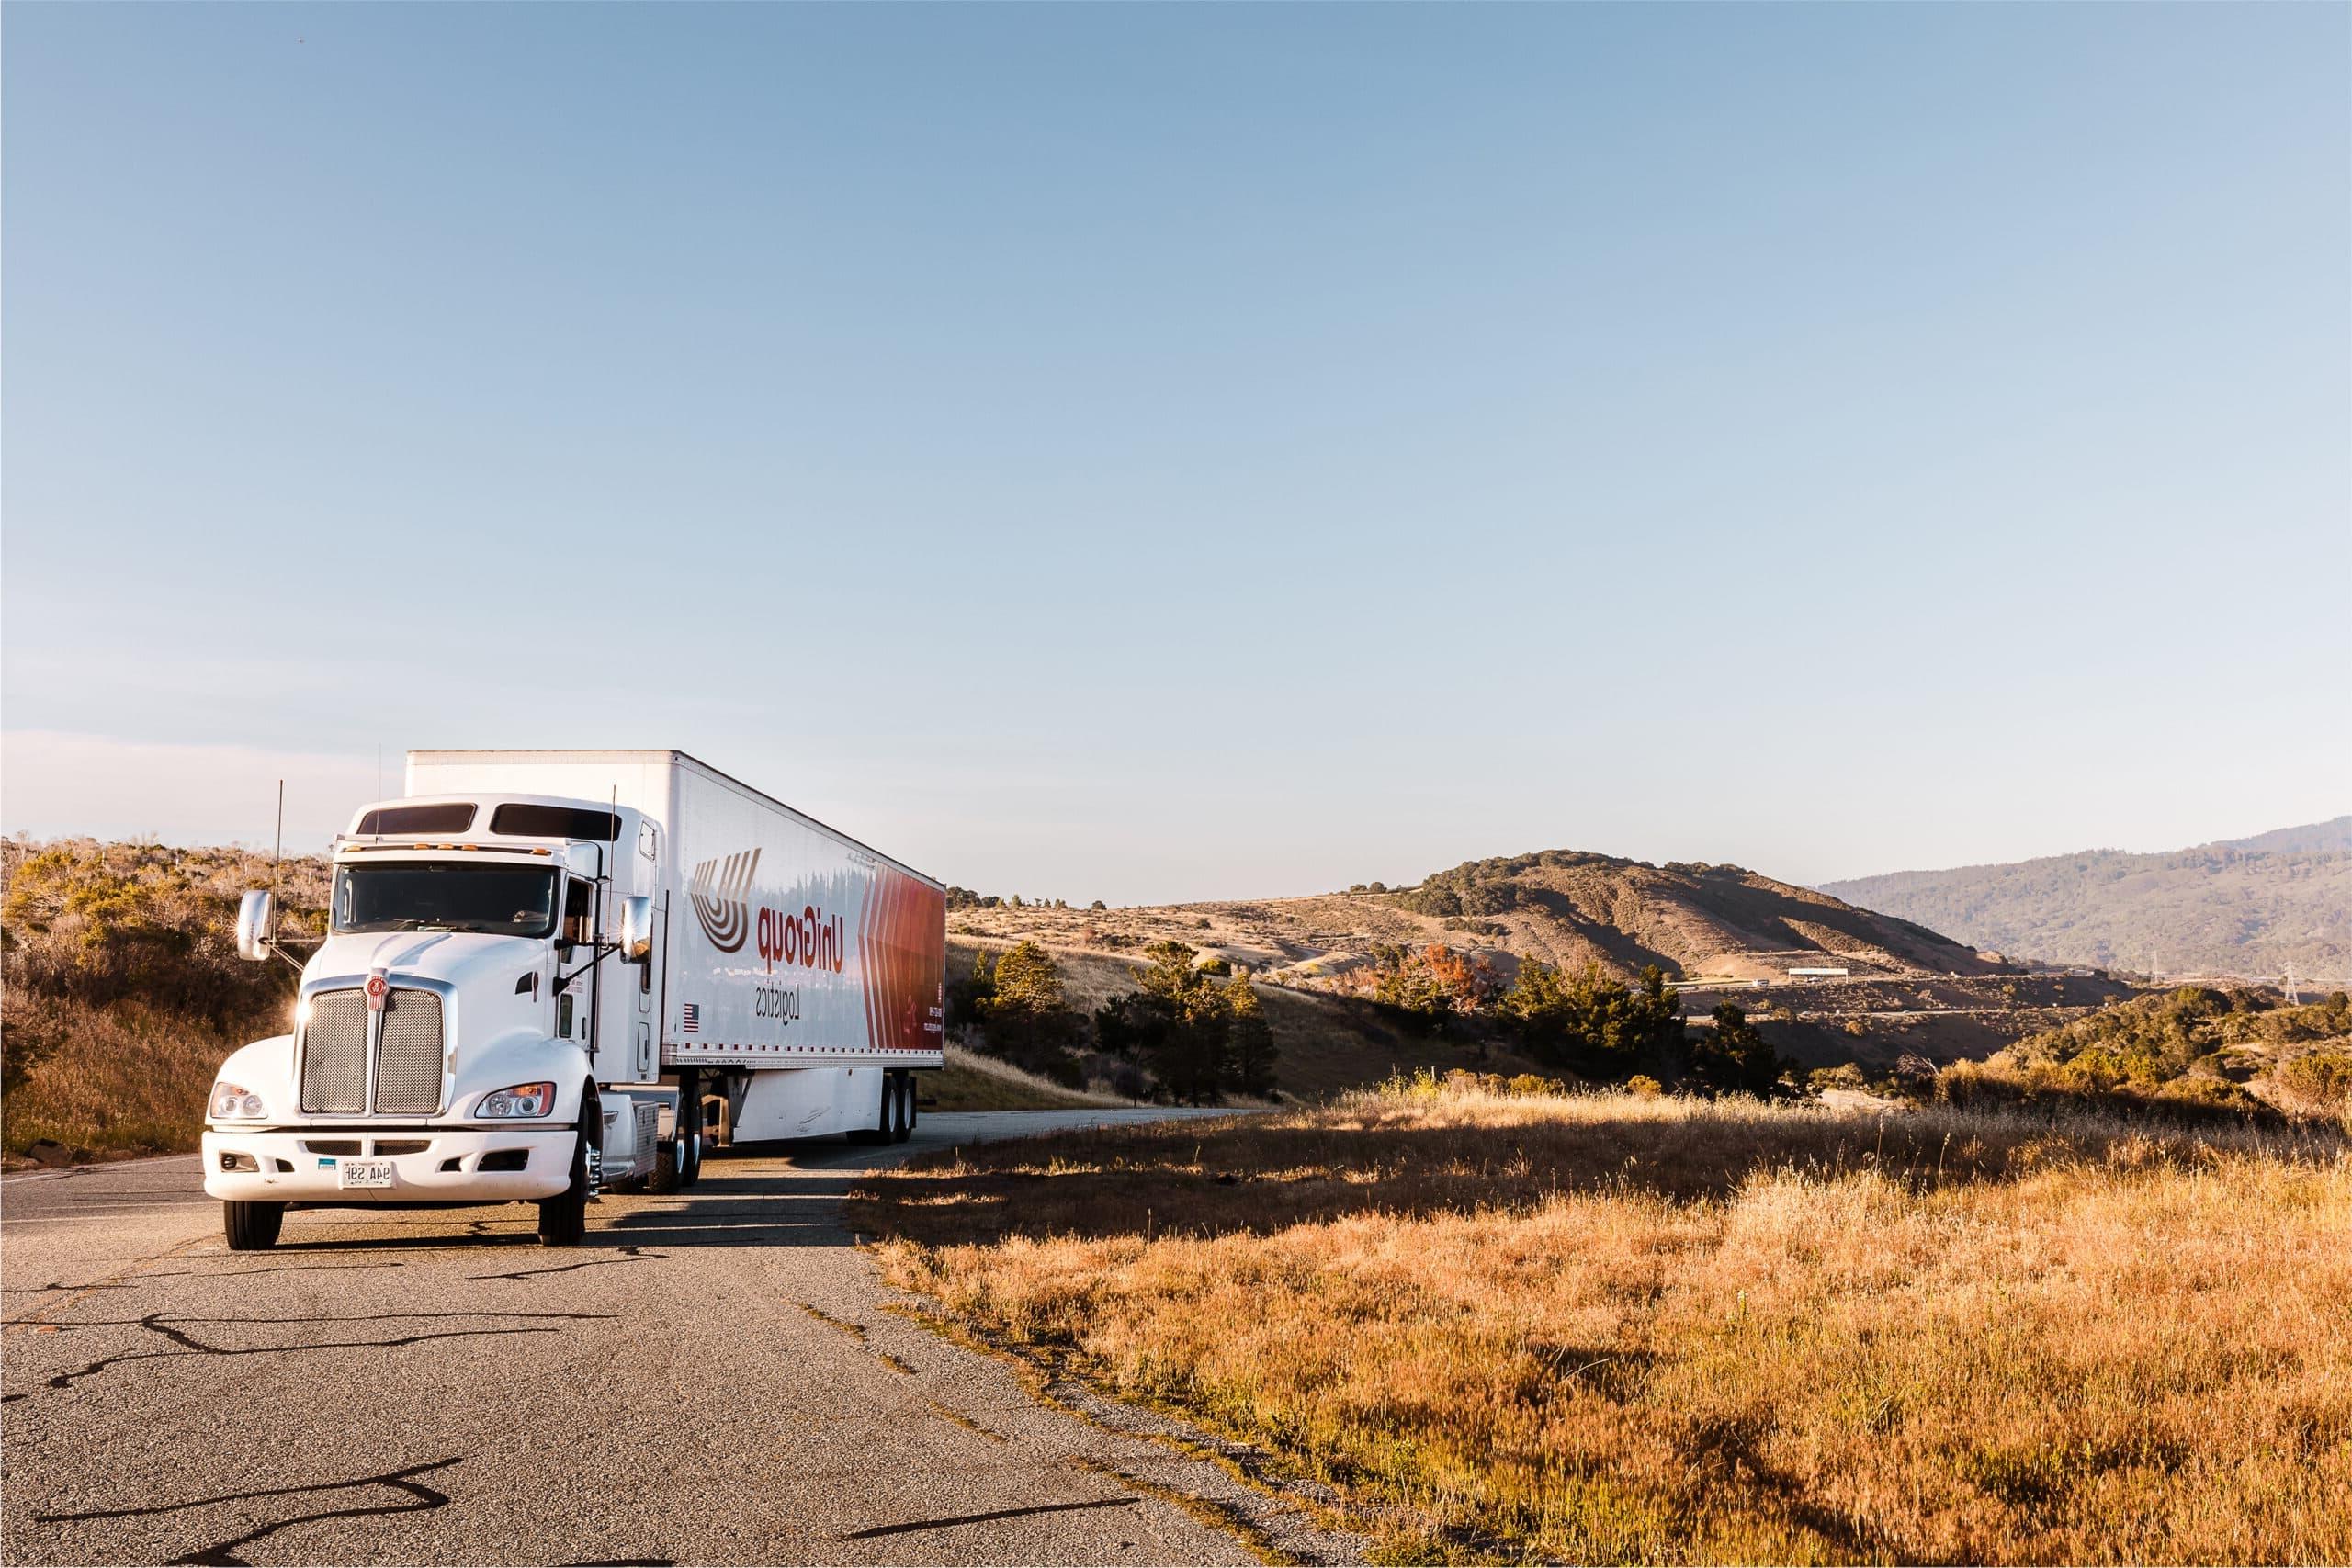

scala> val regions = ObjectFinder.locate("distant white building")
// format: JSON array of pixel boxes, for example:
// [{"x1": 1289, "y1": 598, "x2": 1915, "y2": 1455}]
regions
[{"x1": 1787, "y1": 966, "x2": 1850, "y2": 977}]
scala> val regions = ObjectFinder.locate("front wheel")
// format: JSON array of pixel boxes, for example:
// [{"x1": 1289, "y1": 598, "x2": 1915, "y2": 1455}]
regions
[
  {"x1": 537, "y1": 1134, "x2": 589, "y2": 1247},
  {"x1": 223, "y1": 1200, "x2": 283, "y2": 1251}
]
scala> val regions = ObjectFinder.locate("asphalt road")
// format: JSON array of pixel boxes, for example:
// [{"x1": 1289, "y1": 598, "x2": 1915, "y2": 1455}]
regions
[{"x1": 1, "y1": 1108, "x2": 1340, "y2": 1567}]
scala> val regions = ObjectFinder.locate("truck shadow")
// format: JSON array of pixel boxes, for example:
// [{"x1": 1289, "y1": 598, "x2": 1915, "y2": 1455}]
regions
[{"x1": 251, "y1": 1151, "x2": 876, "y2": 1252}]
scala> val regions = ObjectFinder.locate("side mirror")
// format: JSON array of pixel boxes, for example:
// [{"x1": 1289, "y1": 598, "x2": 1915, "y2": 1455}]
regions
[
  {"x1": 618, "y1": 896, "x2": 655, "y2": 964},
  {"x1": 235, "y1": 890, "x2": 275, "y2": 962}
]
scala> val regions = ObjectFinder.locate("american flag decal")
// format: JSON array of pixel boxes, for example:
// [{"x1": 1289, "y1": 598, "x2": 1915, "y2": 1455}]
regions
[{"x1": 682, "y1": 1002, "x2": 700, "y2": 1034}]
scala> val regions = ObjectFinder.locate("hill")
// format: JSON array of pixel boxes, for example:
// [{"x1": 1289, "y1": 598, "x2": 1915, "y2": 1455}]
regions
[
  {"x1": 951, "y1": 849, "x2": 2132, "y2": 1077},
  {"x1": 957, "y1": 848, "x2": 1995, "y2": 984},
  {"x1": 1821, "y1": 818, "x2": 2352, "y2": 981}
]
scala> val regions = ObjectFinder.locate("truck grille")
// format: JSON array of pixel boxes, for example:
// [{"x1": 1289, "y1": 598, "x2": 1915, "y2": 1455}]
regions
[
  {"x1": 298, "y1": 986, "x2": 446, "y2": 1115},
  {"x1": 299, "y1": 990, "x2": 369, "y2": 1113},
  {"x1": 373, "y1": 989, "x2": 446, "y2": 1114}
]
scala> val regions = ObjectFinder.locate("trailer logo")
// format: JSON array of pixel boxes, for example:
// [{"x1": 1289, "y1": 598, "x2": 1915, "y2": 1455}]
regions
[{"x1": 687, "y1": 849, "x2": 760, "y2": 953}]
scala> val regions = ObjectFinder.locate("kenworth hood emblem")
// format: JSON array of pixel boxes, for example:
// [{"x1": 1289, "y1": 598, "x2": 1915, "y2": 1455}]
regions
[{"x1": 688, "y1": 849, "x2": 760, "y2": 953}]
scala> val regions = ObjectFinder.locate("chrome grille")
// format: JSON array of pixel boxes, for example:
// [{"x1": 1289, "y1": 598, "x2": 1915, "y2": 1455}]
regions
[
  {"x1": 299, "y1": 990, "x2": 368, "y2": 1113},
  {"x1": 372, "y1": 989, "x2": 446, "y2": 1114}
]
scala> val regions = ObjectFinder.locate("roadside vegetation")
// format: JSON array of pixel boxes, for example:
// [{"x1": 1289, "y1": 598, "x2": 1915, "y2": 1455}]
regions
[
  {"x1": 952, "y1": 938, "x2": 1279, "y2": 1103},
  {"x1": 2, "y1": 838, "x2": 323, "y2": 1161},
  {"x1": 851, "y1": 1076, "x2": 2352, "y2": 1564},
  {"x1": 1938, "y1": 984, "x2": 2352, "y2": 1119}
]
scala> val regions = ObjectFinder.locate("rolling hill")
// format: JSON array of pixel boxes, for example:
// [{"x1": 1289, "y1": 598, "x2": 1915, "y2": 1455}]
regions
[
  {"x1": 956, "y1": 847, "x2": 1996, "y2": 983},
  {"x1": 1821, "y1": 818, "x2": 2352, "y2": 981}
]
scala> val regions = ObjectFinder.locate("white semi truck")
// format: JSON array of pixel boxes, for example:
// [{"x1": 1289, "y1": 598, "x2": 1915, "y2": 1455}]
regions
[{"x1": 201, "y1": 750, "x2": 947, "y2": 1249}]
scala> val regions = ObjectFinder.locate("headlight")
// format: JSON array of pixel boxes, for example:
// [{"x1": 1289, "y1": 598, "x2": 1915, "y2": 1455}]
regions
[
  {"x1": 209, "y1": 1082, "x2": 266, "y2": 1120},
  {"x1": 475, "y1": 1081, "x2": 557, "y2": 1119}
]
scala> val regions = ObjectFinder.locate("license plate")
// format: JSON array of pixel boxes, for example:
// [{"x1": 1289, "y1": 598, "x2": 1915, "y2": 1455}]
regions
[{"x1": 337, "y1": 1157, "x2": 396, "y2": 1190}]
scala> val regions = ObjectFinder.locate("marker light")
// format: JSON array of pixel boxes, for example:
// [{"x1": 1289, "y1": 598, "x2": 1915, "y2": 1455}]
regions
[
  {"x1": 209, "y1": 1082, "x2": 266, "y2": 1120},
  {"x1": 475, "y1": 1082, "x2": 557, "y2": 1119},
  {"x1": 295, "y1": 999, "x2": 314, "y2": 1027}
]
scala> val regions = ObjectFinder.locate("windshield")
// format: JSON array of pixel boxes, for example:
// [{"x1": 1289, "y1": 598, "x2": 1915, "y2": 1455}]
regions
[{"x1": 333, "y1": 863, "x2": 559, "y2": 937}]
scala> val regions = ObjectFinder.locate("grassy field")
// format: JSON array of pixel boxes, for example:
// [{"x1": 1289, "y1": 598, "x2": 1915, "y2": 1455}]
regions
[{"x1": 848, "y1": 1080, "x2": 2352, "y2": 1563}]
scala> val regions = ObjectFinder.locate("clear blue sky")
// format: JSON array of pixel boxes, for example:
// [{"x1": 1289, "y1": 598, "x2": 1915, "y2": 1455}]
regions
[{"x1": 5, "y1": 3, "x2": 2346, "y2": 902}]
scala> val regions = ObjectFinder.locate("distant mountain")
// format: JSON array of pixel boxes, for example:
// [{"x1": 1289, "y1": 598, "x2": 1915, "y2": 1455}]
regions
[{"x1": 1821, "y1": 818, "x2": 2352, "y2": 981}]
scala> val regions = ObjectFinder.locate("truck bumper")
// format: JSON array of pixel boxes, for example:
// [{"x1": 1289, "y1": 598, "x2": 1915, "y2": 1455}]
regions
[{"x1": 199, "y1": 1127, "x2": 577, "y2": 1204}]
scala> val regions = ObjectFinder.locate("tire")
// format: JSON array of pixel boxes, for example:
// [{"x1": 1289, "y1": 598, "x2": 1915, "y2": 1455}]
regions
[
  {"x1": 222, "y1": 1200, "x2": 283, "y2": 1251},
  {"x1": 890, "y1": 1073, "x2": 912, "y2": 1144},
  {"x1": 537, "y1": 1133, "x2": 590, "y2": 1247}
]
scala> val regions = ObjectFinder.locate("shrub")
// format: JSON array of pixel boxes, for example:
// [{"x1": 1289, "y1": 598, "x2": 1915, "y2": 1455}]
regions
[{"x1": 2278, "y1": 1050, "x2": 2352, "y2": 1110}]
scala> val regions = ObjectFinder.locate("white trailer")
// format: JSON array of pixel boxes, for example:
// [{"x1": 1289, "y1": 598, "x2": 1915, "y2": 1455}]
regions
[{"x1": 200, "y1": 750, "x2": 946, "y2": 1249}]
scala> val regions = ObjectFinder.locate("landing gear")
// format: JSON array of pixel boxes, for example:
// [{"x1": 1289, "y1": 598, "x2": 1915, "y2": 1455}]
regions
[
  {"x1": 648, "y1": 1077, "x2": 691, "y2": 1195},
  {"x1": 222, "y1": 1200, "x2": 283, "y2": 1251},
  {"x1": 647, "y1": 1132, "x2": 683, "y2": 1194}
]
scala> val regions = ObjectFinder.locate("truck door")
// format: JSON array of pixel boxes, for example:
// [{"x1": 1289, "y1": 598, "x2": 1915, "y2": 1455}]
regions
[
  {"x1": 632, "y1": 821, "x2": 661, "y2": 1080},
  {"x1": 560, "y1": 874, "x2": 599, "y2": 1064}
]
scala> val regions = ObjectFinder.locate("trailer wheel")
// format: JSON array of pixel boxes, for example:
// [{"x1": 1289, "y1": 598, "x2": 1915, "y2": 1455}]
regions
[
  {"x1": 890, "y1": 1073, "x2": 912, "y2": 1144},
  {"x1": 222, "y1": 1200, "x2": 283, "y2": 1251},
  {"x1": 537, "y1": 1133, "x2": 590, "y2": 1247}
]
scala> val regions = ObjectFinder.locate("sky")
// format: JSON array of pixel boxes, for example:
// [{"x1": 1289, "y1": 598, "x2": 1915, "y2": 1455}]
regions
[{"x1": 4, "y1": 4, "x2": 2346, "y2": 904}]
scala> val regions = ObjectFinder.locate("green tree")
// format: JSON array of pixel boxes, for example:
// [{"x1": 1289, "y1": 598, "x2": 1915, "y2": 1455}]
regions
[
  {"x1": 977, "y1": 941, "x2": 1084, "y2": 1085},
  {"x1": 989, "y1": 941, "x2": 1064, "y2": 1017},
  {"x1": 1504, "y1": 961, "x2": 1686, "y2": 1082},
  {"x1": 1097, "y1": 942, "x2": 1232, "y2": 1103},
  {"x1": 1224, "y1": 972, "x2": 1277, "y2": 1098},
  {"x1": 945, "y1": 948, "x2": 995, "y2": 1032},
  {"x1": 1690, "y1": 1001, "x2": 1781, "y2": 1094}
]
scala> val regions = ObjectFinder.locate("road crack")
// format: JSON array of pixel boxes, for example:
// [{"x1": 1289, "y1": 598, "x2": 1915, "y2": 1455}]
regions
[
  {"x1": 3, "y1": 1310, "x2": 616, "y2": 1403},
  {"x1": 35, "y1": 1455, "x2": 463, "y2": 1566}
]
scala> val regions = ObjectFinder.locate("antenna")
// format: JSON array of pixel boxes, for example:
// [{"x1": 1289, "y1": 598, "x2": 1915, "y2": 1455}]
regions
[{"x1": 272, "y1": 779, "x2": 285, "y2": 953}]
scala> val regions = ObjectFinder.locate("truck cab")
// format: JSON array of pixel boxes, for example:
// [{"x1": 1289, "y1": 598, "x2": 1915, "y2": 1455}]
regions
[{"x1": 201, "y1": 792, "x2": 692, "y2": 1250}]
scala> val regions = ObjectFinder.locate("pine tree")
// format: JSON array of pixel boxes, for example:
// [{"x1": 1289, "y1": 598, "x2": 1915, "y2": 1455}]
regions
[{"x1": 1224, "y1": 972, "x2": 1277, "y2": 1098}]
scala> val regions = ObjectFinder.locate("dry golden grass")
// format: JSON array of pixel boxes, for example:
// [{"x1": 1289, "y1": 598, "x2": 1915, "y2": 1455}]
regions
[
  {"x1": 849, "y1": 1084, "x2": 2352, "y2": 1564},
  {"x1": 1, "y1": 994, "x2": 261, "y2": 1159}
]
